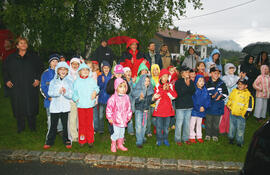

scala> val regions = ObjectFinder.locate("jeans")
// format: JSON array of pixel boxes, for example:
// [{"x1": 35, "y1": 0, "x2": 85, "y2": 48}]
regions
[
  {"x1": 111, "y1": 125, "x2": 125, "y2": 141},
  {"x1": 135, "y1": 110, "x2": 148, "y2": 146},
  {"x1": 46, "y1": 108, "x2": 63, "y2": 132},
  {"x1": 146, "y1": 107, "x2": 154, "y2": 135},
  {"x1": 156, "y1": 117, "x2": 171, "y2": 142},
  {"x1": 93, "y1": 105, "x2": 98, "y2": 132},
  {"x1": 95, "y1": 104, "x2": 106, "y2": 133},
  {"x1": 205, "y1": 114, "x2": 221, "y2": 137},
  {"x1": 228, "y1": 114, "x2": 246, "y2": 145},
  {"x1": 175, "y1": 109, "x2": 192, "y2": 142},
  {"x1": 170, "y1": 101, "x2": 176, "y2": 127},
  {"x1": 127, "y1": 118, "x2": 134, "y2": 134}
]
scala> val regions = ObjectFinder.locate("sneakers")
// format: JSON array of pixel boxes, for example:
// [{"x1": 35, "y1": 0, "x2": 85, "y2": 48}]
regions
[
  {"x1": 157, "y1": 141, "x2": 162, "y2": 146},
  {"x1": 189, "y1": 139, "x2": 197, "y2": 144},
  {"x1": 212, "y1": 136, "x2": 218, "y2": 142},
  {"x1": 147, "y1": 133, "x2": 152, "y2": 137},
  {"x1": 137, "y1": 145, "x2": 143, "y2": 148},
  {"x1": 129, "y1": 132, "x2": 135, "y2": 136},
  {"x1": 164, "y1": 140, "x2": 170, "y2": 146},
  {"x1": 197, "y1": 139, "x2": 204, "y2": 143},
  {"x1": 205, "y1": 135, "x2": 211, "y2": 141},
  {"x1": 79, "y1": 143, "x2": 85, "y2": 147},
  {"x1": 43, "y1": 145, "x2": 51, "y2": 149},
  {"x1": 88, "y1": 143, "x2": 93, "y2": 148},
  {"x1": 66, "y1": 145, "x2": 72, "y2": 149},
  {"x1": 185, "y1": 141, "x2": 191, "y2": 145},
  {"x1": 176, "y1": 142, "x2": 182, "y2": 146},
  {"x1": 229, "y1": 139, "x2": 234, "y2": 145}
]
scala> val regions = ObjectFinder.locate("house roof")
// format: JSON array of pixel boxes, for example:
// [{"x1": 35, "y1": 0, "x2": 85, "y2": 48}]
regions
[{"x1": 156, "y1": 29, "x2": 190, "y2": 40}]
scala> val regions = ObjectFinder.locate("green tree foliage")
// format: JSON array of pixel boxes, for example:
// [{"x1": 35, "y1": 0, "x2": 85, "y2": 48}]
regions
[{"x1": 2, "y1": 0, "x2": 202, "y2": 58}]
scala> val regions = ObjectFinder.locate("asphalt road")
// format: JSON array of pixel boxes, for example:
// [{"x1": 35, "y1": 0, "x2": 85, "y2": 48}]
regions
[{"x1": 0, "y1": 161, "x2": 240, "y2": 175}]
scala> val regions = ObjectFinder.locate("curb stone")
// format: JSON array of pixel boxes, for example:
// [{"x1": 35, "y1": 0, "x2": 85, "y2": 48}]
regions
[{"x1": 0, "y1": 149, "x2": 243, "y2": 171}]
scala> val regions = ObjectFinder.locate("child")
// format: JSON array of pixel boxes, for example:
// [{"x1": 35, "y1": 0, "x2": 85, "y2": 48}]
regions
[
  {"x1": 69, "y1": 57, "x2": 81, "y2": 142},
  {"x1": 72, "y1": 63, "x2": 100, "y2": 147},
  {"x1": 135, "y1": 63, "x2": 154, "y2": 86},
  {"x1": 97, "y1": 61, "x2": 112, "y2": 134},
  {"x1": 152, "y1": 69, "x2": 177, "y2": 146},
  {"x1": 168, "y1": 66, "x2": 178, "y2": 85},
  {"x1": 205, "y1": 67, "x2": 228, "y2": 141},
  {"x1": 190, "y1": 75, "x2": 211, "y2": 143},
  {"x1": 204, "y1": 49, "x2": 222, "y2": 73},
  {"x1": 92, "y1": 60, "x2": 102, "y2": 77},
  {"x1": 227, "y1": 79, "x2": 254, "y2": 147},
  {"x1": 40, "y1": 54, "x2": 62, "y2": 133},
  {"x1": 85, "y1": 60, "x2": 97, "y2": 82},
  {"x1": 132, "y1": 74, "x2": 154, "y2": 148},
  {"x1": 253, "y1": 65, "x2": 270, "y2": 123},
  {"x1": 43, "y1": 62, "x2": 73, "y2": 149},
  {"x1": 189, "y1": 69, "x2": 196, "y2": 82},
  {"x1": 123, "y1": 67, "x2": 135, "y2": 135},
  {"x1": 220, "y1": 63, "x2": 239, "y2": 134},
  {"x1": 196, "y1": 61, "x2": 209, "y2": 82},
  {"x1": 174, "y1": 66, "x2": 195, "y2": 146},
  {"x1": 106, "y1": 78, "x2": 132, "y2": 152}
]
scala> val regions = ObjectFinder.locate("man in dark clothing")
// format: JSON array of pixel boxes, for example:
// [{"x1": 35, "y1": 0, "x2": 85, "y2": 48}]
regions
[
  {"x1": 144, "y1": 42, "x2": 162, "y2": 68},
  {"x1": 91, "y1": 39, "x2": 116, "y2": 67}
]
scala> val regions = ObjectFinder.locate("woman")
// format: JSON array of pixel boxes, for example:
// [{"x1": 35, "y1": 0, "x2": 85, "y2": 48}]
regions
[
  {"x1": 255, "y1": 51, "x2": 269, "y2": 70},
  {"x1": 182, "y1": 47, "x2": 201, "y2": 70},
  {"x1": 120, "y1": 38, "x2": 149, "y2": 78},
  {"x1": 160, "y1": 44, "x2": 172, "y2": 69},
  {"x1": 3, "y1": 37, "x2": 43, "y2": 133}
]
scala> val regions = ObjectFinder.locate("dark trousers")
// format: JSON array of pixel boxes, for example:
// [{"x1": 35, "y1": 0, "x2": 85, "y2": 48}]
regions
[
  {"x1": 46, "y1": 112, "x2": 70, "y2": 146},
  {"x1": 205, "y1": 114, "x2": 221, "y2": 137},
  {"x1": 16, "y1": 115, "x2": 36, "y2": 133}
]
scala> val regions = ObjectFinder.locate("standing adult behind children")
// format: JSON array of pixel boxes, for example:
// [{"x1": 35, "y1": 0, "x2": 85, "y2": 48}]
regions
[
  {"x1": 91, "y1": 39, "x2": 116, "y2": 67},
  {"x1": 159, "y1": 44, "x2": 172, "y2": 69},
  {"x1": 182, "y1": 47, "x2": 201, "y2": 70},
  {"x1": 203, "y1": 49, "x2": 222, "y2": 73},
  {"x1": 120, "y1": 38, "x2": 150, "y2": 78},
  {"x1": 255, "y1": 51, "x2": 269, "y2": 71},
  {"x1": 144, "y1": 42, "x2": 162, "y2": 68},
  {"x1": 3, "y1": 37, "x2": 43, "y2": 133}
]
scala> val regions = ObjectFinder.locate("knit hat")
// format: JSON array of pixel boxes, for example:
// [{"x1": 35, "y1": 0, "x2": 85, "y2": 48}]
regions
[
  {"x1": 70, "y1": 57, "x2": 81, "y2": 64},
  {"x1": 114, "y1": 64, "x2": 124, "y2": 74},
  {"x1": 126, "y1": 38, "x2": 139, "y2": 48},
  {"x1": 159, "y1": 69, "x2": 170, "y2": 78},
  {"x1": 101, "y1": 60, "x2": 111, "y2": 68},
  {"x1": 123, "y1": 67, "x2": 131, "y2": 73},
  {"x1": 48, "y1": 54, "x2": 60, "y2": 63}
]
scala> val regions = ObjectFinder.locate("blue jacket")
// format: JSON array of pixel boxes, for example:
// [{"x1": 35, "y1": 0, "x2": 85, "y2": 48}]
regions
[
  {"x1": 132, "y1": 74, "x2": 154, "y2": 111},
  {"x1": 205, "y1": 77, "x2": 228, "y2": 115},
  {"x1": 98, "y1": 72, "x2": 112, "y2": 104},
  {"x1": 48, "y1": 62, "x2": 73, "y2": 113},
  {"x1": 203, "y1": 49, "x2": 222, "y2": 72},
  {"x1": 40, "y1": 67, "x2": 55, "y2": 108},
  {"x1": 72, "y1": 63, "x2": 100, "y2": 108},
  {"x1": 191, "y1": 75, "x2": 211, "y2": 118}
]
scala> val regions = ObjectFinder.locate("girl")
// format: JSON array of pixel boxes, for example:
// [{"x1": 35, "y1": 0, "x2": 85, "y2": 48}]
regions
[
  {"x1": 72, "y1": 63, "x2": 100, "y2": 147},
  {"x1": 189, "y1": 75, "x2": 211, "y2": 143},
  {"x1": 196, "y1": 61, "x2": 209, "y2": 82},
  {"x1": 204, "y1": 49, "x2": 222, "y2": 72},
  {"x1": 106, "y1": 78, "x2": 132, "y2": 152},
  {"x1": 152, "y1": 69, "x2": 177, "y2": 146},
  {"x1": 44, "y1": 62, "x2": 73, "y2": 149},
  {"x1": 253, "y1": 65, "x2": 270, "y2": 123}
]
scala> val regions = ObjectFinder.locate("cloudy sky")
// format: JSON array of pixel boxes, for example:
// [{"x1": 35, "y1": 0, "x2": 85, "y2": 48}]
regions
[{"x1": 174, "y1": 0, "x2": 270, "y2": 48}]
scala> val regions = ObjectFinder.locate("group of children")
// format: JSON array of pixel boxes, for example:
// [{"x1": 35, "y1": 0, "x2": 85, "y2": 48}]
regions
[{"x1": 40, "y1": 53, "x2": 270, "y2": 151}]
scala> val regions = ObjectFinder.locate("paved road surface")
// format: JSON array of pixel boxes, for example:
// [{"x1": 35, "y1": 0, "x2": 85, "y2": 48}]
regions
[{"x1": 0, "y1": 161, "x2": 240, "y2": 175}]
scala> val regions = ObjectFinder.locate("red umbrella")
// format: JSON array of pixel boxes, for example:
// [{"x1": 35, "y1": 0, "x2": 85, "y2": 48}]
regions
[
  {"x1": 0, "y1": 30, "x2": 13, "y2": 53},
  {"x1": 107, "y1": 36, "x2": 131, "y2": 45}
]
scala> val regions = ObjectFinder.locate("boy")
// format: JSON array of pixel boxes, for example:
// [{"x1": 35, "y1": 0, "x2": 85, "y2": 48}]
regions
[
  {"x1": 205, "y1": 67, "x2": 228, "y2": 142},
  {"x1": 227, "y1": 79, "x2": 254, "y2": 147}
]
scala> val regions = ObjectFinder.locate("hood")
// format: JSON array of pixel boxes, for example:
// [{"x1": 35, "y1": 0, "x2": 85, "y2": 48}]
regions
[
  {"x1": 224, "y1": 63, "x2": 236, "y2": 75},
  {"x1": 209, "y1": 49, "x2": 221, "y2": 64},
  {"x1": 114, "y1": 77, "x2": 126, "y2": 93},
  {"x1": 54, "y1": 61, "x2": 70, "y2": 78},
  {"x1": 77, "y1": 63, "x2": 92, "y2": 77},
  {"x1": 159, "y1": 69, "x2": 170, "y2": 79},
  {"x1": 133, "y1": 74, "x2": 154, "y2": 99},
  {"x1": 70, "y1": 57, "x2": 81, "y2": 65},
  {"x1": 206, "y1": 61, "x2": 216, "y2": 73},
  {"x1": 137, "y1": 63, "x2": 149, "y2": 76},
  {"x1": 102, "y1": 60, "x2": 111, "y2": 69},
  {"x1": 151, "y1": 64, "x2": 160, "y2": 77},
  {"x1": 244, "y1": 55, "x2": 255, "y2": 65},
  {"x1": 126, "y1": 38, "x2": 139, "y2": 48},
  {"x1": 260, "y1": 65, "x2": 269, "y2": 77},
  {"x1": 194, "y1": 74, "x2": 204, "y2": 84}
]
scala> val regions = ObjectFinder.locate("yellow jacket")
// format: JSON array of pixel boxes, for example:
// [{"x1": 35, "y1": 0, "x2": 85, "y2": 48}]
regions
[
  {"x1": 227, "y1": 88, "x2": 254, "y2": 118},
  {"x1": 151, "y1": 64, "x2": 160, "y2": 108}
]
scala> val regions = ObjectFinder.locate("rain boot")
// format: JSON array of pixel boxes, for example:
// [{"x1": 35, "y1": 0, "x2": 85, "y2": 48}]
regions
[
  {"x1": 117, "y1": 138, "x2": 128, "y2": 151},
  {"x1": 111, "y1": 140, "x2": 117, "y2": 153}
]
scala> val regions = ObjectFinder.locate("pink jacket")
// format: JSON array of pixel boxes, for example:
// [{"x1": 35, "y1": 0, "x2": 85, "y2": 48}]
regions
[
  {"x1": 253, "y1": 65, "x2": 270, "y2": 98},
  {"x1": 106, "y1": 78, "x2": 132, "y2": 127}
]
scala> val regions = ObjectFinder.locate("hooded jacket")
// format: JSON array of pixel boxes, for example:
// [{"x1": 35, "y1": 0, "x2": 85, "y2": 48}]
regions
[
  {"x1": 203, "y1": 49, "x2": 222, "y2": 72},
  {"x1": 191, "y1": 75, "x2": 211, "y2": 117},
  {"x1": 206, "y1": 77, "x2": 228, "y2": 115},
  {"x1": 72, "y1": 63, "x2": 100, "y2": 108},
  {"x1": 253, "y1": 65, "x2": 270, "y2": 98},
  {"x1": 106, "y1": 78, "x2": 133, "y2": 127},
  {"x1": 40, "y1": 67, "x2": 56, "y2": 108},
  {"x1": 69, "y1": 57, "x2": 81, "y2": 82},
  {"x1": 132, "y1": 74, "x2": 154, "y2": 111},
  {"x1": 135, "y1": 63, "x2": 155, "y2": 87},
  {"x1": 48, "y1": 62, "x2": 73, "y2": 113},
  {"x1": 182, "y1": 53, "x2": 201, "y2": 70},
  {"x1": 240, "y1": 55, "x2": 259, "y2": 83},
  {"x1": 152, "y1": 69, "x2": 177, "y2": 117},
  {"x1": 150, "y1": 64, "x2": 160, "y2": 108},
  {"x1": 227, "y1": 88, "x2": 254, "y2": 118},
  {"x1": 222, "y1": 63, "x2": 239, "y2": 94},
  {"x1": 98, "y1": 71, "x2": 112, "y2": 104}
]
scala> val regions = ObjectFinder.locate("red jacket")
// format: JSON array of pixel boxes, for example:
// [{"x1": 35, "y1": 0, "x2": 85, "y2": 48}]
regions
[{"x1": 152, "y1": 81, "x2": 177, "y2": 117}]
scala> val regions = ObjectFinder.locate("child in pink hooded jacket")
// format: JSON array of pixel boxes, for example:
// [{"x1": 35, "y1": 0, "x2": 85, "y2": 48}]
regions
[{"x1": 106, "y1": 77, "x2": 132, "y2": 152}]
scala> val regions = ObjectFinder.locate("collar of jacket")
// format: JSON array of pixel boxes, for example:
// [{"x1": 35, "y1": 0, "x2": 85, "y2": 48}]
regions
[{"x1": 80, "y1": 75, "x2": 88, "y2": 79}]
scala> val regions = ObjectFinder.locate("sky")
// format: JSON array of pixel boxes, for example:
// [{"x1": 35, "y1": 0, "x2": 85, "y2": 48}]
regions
[{"x1": 174, "y1": 0, "x2": 270, "y2": 48}]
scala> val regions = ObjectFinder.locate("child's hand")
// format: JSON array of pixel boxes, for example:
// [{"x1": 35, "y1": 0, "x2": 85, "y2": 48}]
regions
[
  {"x1": 91, "y1": 91, "x2": 97, "y2": 100},
  {"x1": 216, "y1": 94, "x2": 222, "y2": 101},
  {"x1": 153, "y1": 93, "x2": 160, "y2": 100},
  {"x1": 200, "y1": 106, "x2": 205, "y2": 112},
  {"x1": 163, "y1": 83, "x2": 169, "y2": 90},
  {"x1": 140, "y1": 92, "x2": 144, "y2": 100},
  {"x1": 6, "y1": 81, "x2": 13, "y2": 88},
  {"x1": 62, "y1": 87, "x2": 66, "y2": 94},
  {"x1": 48, "y1": 98, "x2": 52, "y2": 101},
  {"x1": 109, "y1": 120, "x2": 113, "y2": 124},
  {"x1": 102, "y1": 76, "x2": 105, "y2": 83},
  {"x1": 132, "y1": 76, "x2": 137, "y2": 83},
  {"x1": 212, "y1": 92, "x2": 218, "y2": 99}
]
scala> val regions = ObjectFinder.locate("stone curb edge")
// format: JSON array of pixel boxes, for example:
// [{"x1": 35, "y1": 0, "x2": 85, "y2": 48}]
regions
[{"x1": 0, "y1": 149, "x2": 243, "y2": 171}]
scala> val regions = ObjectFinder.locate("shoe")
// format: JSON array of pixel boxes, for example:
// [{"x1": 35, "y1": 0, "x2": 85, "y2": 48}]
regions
[
  {"x1": 88, "y1": 143, "x2": 93, "y2": 148},
  {"x1": 185, "y1": 141, "x2": 191, "y2": 145},
  {"x1": 79, "y1": 143, "x2": 85, "y2": 147},
  {"x1": 43, "y1": 145, "x2": 51, "y2": 149},
  {"x1": 237, "y1": 143, "x2": 243, "y2": 147},
  {"x1": 189, "y1": 139, "x2": 197, "y2": 143},
  {"x1": 176, "y1": 142, "x2": 182, "y2": 146},
  {"x1": 99, "y1": 131, "x2": 104, "y2": 134},
  {"x1": 164, "y1": 140, "x2": 170, "y2": 146},
  {"x1": 229, "y1": 139, "x2": 234, "y2": 145},
  {"x1": 57, "y1": 131, "x2": 63, "y2": 137},
  {"x1": 111, "y1": 140, "x2": 117, "y2": 153},
  {"x1": 212, "y1": 136, "x2": 218, "y2": 142},
  {"x1": 171, "y1": 125, "x2": 175, "y2": 130},
  {"x1": 117, "y1": 138, "x2": 128, "y2": 151},
  {"x1": 129, "y1": 132, "x2": 135, "y2": 136},
  {"x1": 66, "y1": 145, "x2": 72, "y2": 149},
  {"x1": 157, "y1": 141, "x2": 162, "y2": 146},
  {"x1": 72, "y1": 137, "x2": 78, "y2": 142},
  {"x1": 197, "y1": 139, "x2": 204, "y2": 143},
  {"x1": 205, "y1": 135, "x2": 211, "y2": 141},
  {"x1": 147, "y1": 133, "x2": 152, "y2": 137},
  {"x1": 137, "y1": 145, "x2": 143, "y2": 148}
]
